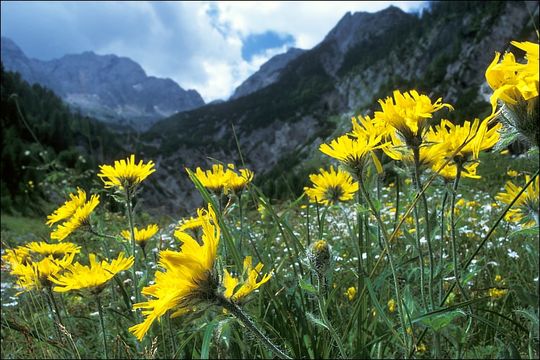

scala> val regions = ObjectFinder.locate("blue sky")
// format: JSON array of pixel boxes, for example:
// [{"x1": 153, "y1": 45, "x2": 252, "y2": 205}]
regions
[{"x1": 1, "y1": 1, "x2": 427, "y2": 102}]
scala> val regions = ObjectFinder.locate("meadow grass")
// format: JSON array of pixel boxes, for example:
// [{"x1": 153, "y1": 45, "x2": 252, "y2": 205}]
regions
[{"x1": 1, "y1": 149, "x2": 538, "y2": 359}]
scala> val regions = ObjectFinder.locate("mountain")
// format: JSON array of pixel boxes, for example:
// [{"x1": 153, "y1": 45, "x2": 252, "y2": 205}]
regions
[
  {"x1": 0, "y1": 37, "x2": 205, "y2": 130},
  {"x1": 135, "y1": 1, "x2": 538, "y2": 214},
  {"x1": 231, "y1": 47, "x2": 306, "y2": 99}
]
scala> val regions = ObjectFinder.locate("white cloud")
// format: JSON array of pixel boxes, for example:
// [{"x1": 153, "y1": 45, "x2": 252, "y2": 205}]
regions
[{"x1": 1, "y1": 1, "x2": 427, "y2": 103}]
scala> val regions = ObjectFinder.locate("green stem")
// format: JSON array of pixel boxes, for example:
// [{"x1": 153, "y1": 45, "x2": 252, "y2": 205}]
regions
[
  {"x1": 316, "y1": 276, "x2": 347, "y2": 359},
  {"x1": 411, "y1": 173, "x2": 427, "y2": 309},
  {"x1": 216, "y1": 295, "x2": 291, "y2": 359},
  {"x1": 96, "y1": 295, "x2": 109, "y2": 360},
  {"x1": 438, "y1": 189, "x2": 449, "y2": 304},
  {"x1": 413, "y1": 146, "x2": 434, "y2": 310},
  {"x1": 125, "y1": 188, "x2": 140, "y2": 303},
  {"x1": 450, "y1": 167, "x2": 469, "y2": 302},
  {"x1": 358, "y1": 177, "x2": 409, "y2": 358}
]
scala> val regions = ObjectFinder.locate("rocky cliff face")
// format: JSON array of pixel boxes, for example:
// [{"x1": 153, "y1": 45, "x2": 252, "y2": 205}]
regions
[
  {"x1": 0, "y1": 37, "x2": 205, "y2": 130},
  {"x1": 231, "y1": 47, "x2": 305, "y2": 99},
  {"x1": 136, "y1": 1, "x2": 538, "y2": 214}
]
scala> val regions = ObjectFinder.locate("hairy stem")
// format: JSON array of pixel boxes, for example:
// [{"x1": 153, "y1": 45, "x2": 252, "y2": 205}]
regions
[
  {"x1": 216, "y1": 295, "x2": 291, "y2": 359},
  {"x1": 358, "y1": 176, "x2": 409, "y2": 357},
  {"x1": 96, "y1": 295, "x2": 109, "y2": 360}
]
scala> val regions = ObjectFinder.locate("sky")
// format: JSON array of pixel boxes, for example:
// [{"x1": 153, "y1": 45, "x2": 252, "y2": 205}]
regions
[{"x1": 1, "y1": 1, "x2": 428, "y2": 102}]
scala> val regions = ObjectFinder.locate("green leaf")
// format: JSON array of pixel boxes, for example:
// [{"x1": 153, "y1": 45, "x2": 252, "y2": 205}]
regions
[
  {"x1": 298, "y1": 277, "x2": 317, "y2": 295},
  {"x1": 418, "y1": 310, "x2": 465, "y2": 331},
  {"x1": 508, "y1": 226, "x2": 539, "y2": 239},
  {"x1": 306, "y1": 312, "x2": 328, "y2": 329},
  {"x1": 201, "y1": 320, "x2": 218, "y2": 359}
]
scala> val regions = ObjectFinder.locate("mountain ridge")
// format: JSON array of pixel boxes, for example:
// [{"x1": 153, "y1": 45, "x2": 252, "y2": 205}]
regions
[{"x1": 0, "y1": 36, "x2": 205, "y2": 130}]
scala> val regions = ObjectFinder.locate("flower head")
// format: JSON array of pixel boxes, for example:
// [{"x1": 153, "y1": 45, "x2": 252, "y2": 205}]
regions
[
  {"x1": 193, "y1": 164, "x2": 253, "y2": 195},
  {"x1": 129, "y1": 205, "x2": 220, "y2": 341},
  {"x1": 222, "y1": 256, "x2": 272, "y2": 302},
  {"x1": 11, "y1": 253, "x2": 76, "y2": 294},
  {"x1": 304, "y1": 166, "x2": 359, "y2": 206},
  {"x1": 387, "y1": 298, "x2": 397, "y2": 313},
  {"x1": 25, "y1": 242, "x2": 81, "y2": 259},
  {"x1": 320, "y1": 135, "x2": 385, "y2": 175},
  {"x1": 496, "y1": 175, "x2": 539, "y2": 228},
  {"x1": 486, "y1": 41, "x2": 539, "y2": 113},
  {"x1": 375, "y1": 90, "x2": 453, "y2": 145},
  {"x1": 46, "y1": 188, "x2": 87, "y2": 226},
  {"x1": 345, "y1": 286, "x2": 357, "y2": 301},
  {"x1": 50, "y1": 252, "x2": 133, "y2": 294},
  {"x1": 121, "y1": 224, "x2": 159, "y2": 248},
  {"x1": 50, "y1": 194, "x2": 100, "y2": 241},
  {"x1": 98, "y1": 154, "x2": 156, "y2": 191}
]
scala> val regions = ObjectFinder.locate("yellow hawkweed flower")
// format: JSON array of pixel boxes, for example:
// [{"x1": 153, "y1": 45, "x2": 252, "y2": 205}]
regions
[
  {"x1": 50, "y1": 194, "x2": 100, "y2": 241},
  {"x1": 121, "y1": 224, "x2": 159, "y2": 248},
  {"x1": 495, "y1": 275, "x2": 503, "y2": 283},
  {"x1": 345, "y1": 286, "x2": 357, "y2": 301},
  {"x1": 223, "y1": 256, "x2": 272, "y2": 302},
  {"x1": 2, "y1": 247, "x2": 31, "y2": 270},
  {"x1": 303, "y1": 166, "x2": 359, "y2": 206},
  {"x1": 427, "y1": 118, "x2": 500, "y2": 179},
  {"x1": 130, "y1": 205, "x2": 221, "y2": 341},
  {"x1": 194, "y1": 164, "x2": 229, "y2": 193},
  {"x1": 375, "y1": 89, "x2": 453, "y2": 145},
  {"x1": 194, "y1": 164, "x2": 253, "y2": 194},
  {"x1": 387, "y1": 298, "x2": 397, "y2": 313},
  {"x1": 384, "y1": 131, "x2": 449, "y2": 169},
  {"x1": 496, "y1": 175, "x2": 539, "y2": 228},
  {"x1": 46, "y1": 188, "x2": 87, "y2": 226},
  {"x1": 507, "y1": 170, "x2": 519, "y2": 177},
  {"x1": 226, "y1": 165, "x2": 254, "y2": 193},
  {"x1": 320, "y1": 134, "x2": 385, "y2": 175},
  {"x1": 488, "y1": 288, "x2": 508, "y2": 299},
  {"x1": 51, "y1": 252, "x2": 133, "y2": 294},
  {"x1": 25, "y1": 242, "x2": 80, "y2": 259},
  {"x1": 12, "y1": 253, "x2": 76, "y2": 294},
  {"x1": 417, "y1": 343, "x2": 428, "y2": 354},
  {"x1": 434, "y1": 161, "x2": 481, "y2": 180},
  {"x1": 98, "y1": 154, "x2": 156, "y2": 191},
  {"x1": 486, "y1": 41, "x2": 539, "y2": 114}
]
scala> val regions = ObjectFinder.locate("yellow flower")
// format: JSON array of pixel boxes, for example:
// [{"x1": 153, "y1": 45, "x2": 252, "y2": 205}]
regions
[
  {"x1": 46, "y1": 188, "x2": 87, "y2": 226},
  {"x1": 98, "y1": 154, "x2": 156, "y2": 191},
  {"x1": 129, "y1": 205, "x2": 220, "y2": 341},
  {"x1": 427, "y1": 118, "x2": 501, "y2": 179},
  {"x1": 121, "y1": 224, "x2": 159, "y2": 248},
  {"x1": 12, "y1": 253, "x2": 76, "y2": 294},
  {"x1": 486, "y1": 41, "x2": 539, "y2": 114},
  {"x1": 226, "y1": 165, "x2": 254, "y2": 193},
  {"x1": 417, "y1": 343, "x2": 428, "y2": 354},
  {"x1": 51, "y1": 252, "x2": 133, "y2": 294},
  {"x1": 345, "y1": 286, "x2": 357, "y2": 301},
  {"x1": 387, "y1": 298, "x2": 397, "y2": 313},
  {"x1": 320, "y1": 134, "x2": 385, "y2": 175},
  {"x1": 434, "y1": 161, "x2": 481, "y2": 180},
  {"x1": 507, "y1": 170, "x2": 519, "y2": 177},
  {"x1": 2, "y1": 247, "x2": 31, "y2": 271},
  {"x1": 384, "y1": 131, "x2": 448, "y2": 169},
  {"x1": 496, "y1": 175, "x2": 539, "y2": 228},
  {"x1": 25, "y1": 242, "x2": 81, "y2": 258},
  {"x1": 194, "y1": 164, "x2": 229, "y2": 193},
  {"x1": 488, "y1": 288, "x2": 508, "y2": 299},
  {"x1": 223, "y1": 256, "x2": 272, "y2": 302},
  {"x1": 304, "y1": 166, "x2": 359, "y2": 205},
  {"x1": 193, "y1": 164, "x2": 254, "y2": 195},
  {"x1": 50, "y1": 194, "x2": 100, "y2": 241},
  {"x1": 375, "y1": 89, "x2": 453, "y2": 144},
  {"x1": 494, "y1": 275, "x2": 503, "y2": 283}
]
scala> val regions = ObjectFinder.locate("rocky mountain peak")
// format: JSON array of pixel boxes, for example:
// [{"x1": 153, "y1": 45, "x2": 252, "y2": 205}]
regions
[
  {"x1": 1, "y1": 37, "x2": 205, "y2": 130},
  {"x1": 230, "y1": 47, "x2": 306, "y2": 100},
  {"x1": 324, "y1": 6, "x2": 411, "y2": 54}
]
